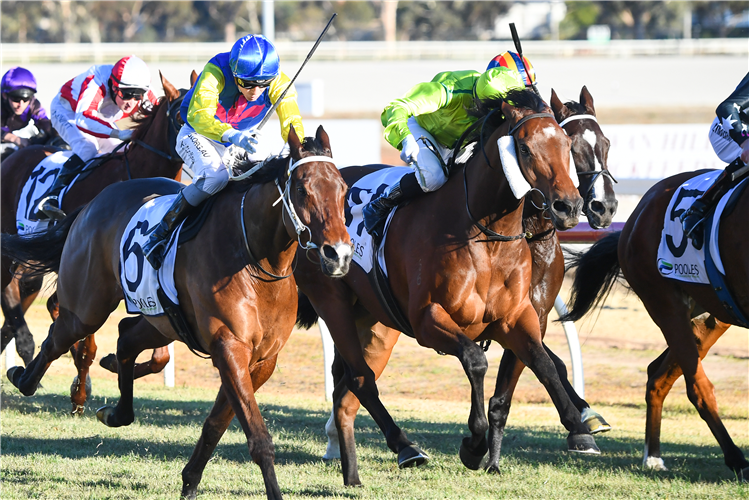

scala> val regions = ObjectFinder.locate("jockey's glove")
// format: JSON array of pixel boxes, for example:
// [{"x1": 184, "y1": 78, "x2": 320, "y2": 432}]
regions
[
  {"x1": 110, "y1": 128, "x2": 134, "y2": 141},
  {"x1": 223, "y1": 128, "x2": 258, "y2": 155},
  {"x1": 400, "y1": 134, "x2": 419, "y2": 165}
]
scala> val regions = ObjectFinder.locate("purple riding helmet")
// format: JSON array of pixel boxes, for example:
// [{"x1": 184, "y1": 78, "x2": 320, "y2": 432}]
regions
[{"x1": 1, "y1": 67, "x2": 38, "y2": 100}]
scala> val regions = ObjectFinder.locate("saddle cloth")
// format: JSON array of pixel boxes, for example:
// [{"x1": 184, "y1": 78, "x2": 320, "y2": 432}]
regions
[
  {"x1": 16, "y1": 151, "x2": 77, "y2": 235},
  {"x1": 346, "y1": 166, "x2": 412, "y2": 276},
  {"x1": 657, "y1": 170, "x2": 740, "y2": 284},
  {"x1": 119, "y1": 194, "x2": 183, "y2": 316}
]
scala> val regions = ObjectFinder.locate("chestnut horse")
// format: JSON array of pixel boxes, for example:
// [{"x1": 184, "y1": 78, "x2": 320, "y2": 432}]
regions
[
  {"x1": 1, "y1": 72, "x2": 186, "y2": 407},
  {"x1": 294, "y1": 89, "x2": 596, "y2": 486},
  {"x1": 316, "y1": 86, "x2": 619, "y2": 470},
  {"x1": 4, "y1": 126, "x2": 352, "y2": 500},
  {"x1": 561, "y1": 170, "x2": 749, "y2": 480}
]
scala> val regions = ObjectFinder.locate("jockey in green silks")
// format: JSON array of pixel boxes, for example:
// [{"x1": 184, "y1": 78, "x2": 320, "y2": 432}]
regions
[{"x1": 363, "y1": 66, "x2": 526, "y2": 238}]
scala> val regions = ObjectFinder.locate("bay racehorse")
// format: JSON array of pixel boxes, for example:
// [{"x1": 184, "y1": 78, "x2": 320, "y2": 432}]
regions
[
  {"x1": 4, "y1": 126, "x2": 352, "y2": 499},
  {"x1": 1, "y1": 72, "x2": 189, "y2": 413},
  {"x1": 560, "y1": 170, "x2": 749, "y2": 480},
  {"x1": 294, "y1": 89, "x2": 597, "y2": 486},
  {"x1": 315, "y1": 86, "x2": 619, "y2": 469}
]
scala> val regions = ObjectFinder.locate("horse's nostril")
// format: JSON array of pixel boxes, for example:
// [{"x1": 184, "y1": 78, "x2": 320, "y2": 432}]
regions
[
  {"x1": 553, "y1": 200, "x2": 572, "y2": 215},
  {"x1": 322, "y1": 245, "x2": 338, "y2": 261},
  {"x1": 590, "y1": 200, "x2": 605, "y2": 215}
]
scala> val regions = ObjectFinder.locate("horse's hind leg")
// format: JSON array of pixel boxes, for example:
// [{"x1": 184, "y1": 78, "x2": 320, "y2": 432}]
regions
[
  {"x1": 643, "y1": 314, "x2": 733, "y2": 472},
  {"x1": 68, "y1": 334, "x2": 97, "y2": 414},
  {"x1": 1, "y1": 275, "x2": 38, "y2": 366},
  {"x1": 97, "y1": 316, "x2": 172, "y2": 428},
  {"x1": 181, "y1": 354, "x2": 279, "y2": 499},
  {"x1": 99, "y1": 345, "x2": 171, "y2": 380}
]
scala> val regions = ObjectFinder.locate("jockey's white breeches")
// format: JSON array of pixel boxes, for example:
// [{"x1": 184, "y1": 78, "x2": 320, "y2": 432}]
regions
[
  {"x1": 709, "y1": 117, "x2": 743, "y2": 164},
  {"x1": 50, "y1": 95, "x2": 121, "y2": 161},
  {"x1": 405, "y1": 116, "x2": 451, "y2": 192}
]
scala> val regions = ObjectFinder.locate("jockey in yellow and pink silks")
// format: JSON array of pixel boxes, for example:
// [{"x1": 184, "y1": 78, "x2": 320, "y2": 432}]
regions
[
  {"x1": 362, "y1": 66, "x2": 526, "y2": 238},
  {"x1": 143, "y1": 34, "x2": 304, "y2": 269}
]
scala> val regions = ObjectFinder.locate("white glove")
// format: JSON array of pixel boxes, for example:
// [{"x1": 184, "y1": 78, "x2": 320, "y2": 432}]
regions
[
  {"x1": 111, "y1": 128, "x2": 134, "y2": 141},
  {"x1": 223, "y1": 129, "x2": 258, "y2": 154},
  {"x1": 400, "y1": 134, "x2": 419, "y2": 164}
]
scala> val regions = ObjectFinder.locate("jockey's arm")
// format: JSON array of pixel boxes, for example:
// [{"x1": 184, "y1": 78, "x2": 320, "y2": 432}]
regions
[
  {"x1": 716, "y1": 71, "x2": 749, "y2": 147},
  {"x1": 381, "y1": 81, "x2": 447, "y2": 149},
  {"x1": 185, "y1": 63, "x2": 233, "y2": 142},
  {"x1": 268, "y1": 72, "x2": 304, "y2": 141},
  {"x1": 74, "y1": 81, "x2": 118, "y2": 140}
]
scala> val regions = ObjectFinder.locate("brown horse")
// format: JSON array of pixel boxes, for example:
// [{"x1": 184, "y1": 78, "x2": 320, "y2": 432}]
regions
[
  {"x1": 294, "y1": 89, "x2": 595, "y2": 486},
  {"x1": 1, "y1": 72, "x2": 186, "y2": 412},
  {"x1": 561, "y1": 170, "x2": 749, "y2": 480},
  {"x1": 4, "y1": 126, "x2": 352, "y2": 499},
  {"x1": 316, "y1": 86, "x2": 619, "y2": 470}
]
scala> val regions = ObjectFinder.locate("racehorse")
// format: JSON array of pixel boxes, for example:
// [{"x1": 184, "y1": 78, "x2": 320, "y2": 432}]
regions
[
  {"x1": 560, "y1": 170, "x2": 749, "y2": 480},
  {"x1": 294, "y1": 88, "x2": 596, "y2": 486},
  {"x1": 4, "y1": 125, "x2": 352, "y2": 500},
  {"x1": 1, "y1": 72, "x2": 188, "y2": 413},
  {"x1": 315, "y1": 86, "x2": 619, "y2": 471}
]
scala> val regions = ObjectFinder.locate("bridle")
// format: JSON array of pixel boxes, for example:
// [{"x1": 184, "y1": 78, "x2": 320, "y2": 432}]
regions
[
  {"x1": 237, "y1": 154, "x2": 336, "y2": 281},
  {"x1": 558, "y1": 113, "x2": 617, "y2": 215},
  {"x1": 130, "y1": 90, "x2": 186, "y2": 167},
  {"x1": 466, "y1": 110, "x2": 556, "y2": 242}
]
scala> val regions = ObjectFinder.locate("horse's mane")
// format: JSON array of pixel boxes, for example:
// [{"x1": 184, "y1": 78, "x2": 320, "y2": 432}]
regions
[
  {"x1": 450, "y1": 89, "x2": 547, "y2": 171},
  {"x1": 229, "y1": 136, "x2": 330, "y2": 190},
  {"x1": 562, "y1": 99, "x2": 587, "y2": 116},
  {"x1": 129, "y1": 96, "x2": 165, "y2": 142}
]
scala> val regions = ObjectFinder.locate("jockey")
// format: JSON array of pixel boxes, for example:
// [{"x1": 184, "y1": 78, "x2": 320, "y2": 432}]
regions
[
  {"x1": 362, "y1": 66, "x2": 526, "y2": 238},
  {"x1": 681, "y1": 70, "x2": 749, "y2": 249},
  {"x1": 142, "y1": 34, "x2": 304, "y2": 270},
  {"x1": 1, "y1": 67, "x2": 56, "y2": 154},
  {"x1": 36, "y1": 55, "x2": 157, "y2": 220}
]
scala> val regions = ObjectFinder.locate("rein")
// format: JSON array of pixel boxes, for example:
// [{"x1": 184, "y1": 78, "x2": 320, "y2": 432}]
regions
[
  {"x1": 237, "y1": 154, "x2": 335, "y2": 281},
  {"x1": 130, "y1": 92, "x2": 186, "y2": 166},
  {"x1": 466, "y1": 112, "x2": 556, "y2": 242}
]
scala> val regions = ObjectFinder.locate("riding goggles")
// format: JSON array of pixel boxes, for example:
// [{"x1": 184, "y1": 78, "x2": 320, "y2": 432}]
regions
[
  {"x1": 115, "y1": 87, "x2": 146, "y2": 101},
  {"x1": 8, "y1": 94, "x2": 31, "y2": 103},
  {"x1": 235, "y1": 76, "x2": 275, "y2": 89}
]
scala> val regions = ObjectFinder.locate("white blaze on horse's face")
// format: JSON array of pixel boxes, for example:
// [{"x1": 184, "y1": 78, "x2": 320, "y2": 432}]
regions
[
  {"x1": 582, "y1": 128, "x2": 606, "y2": 202},
  {"x1": 542, "y1": 126, "x2": 558, "y2": 139}
]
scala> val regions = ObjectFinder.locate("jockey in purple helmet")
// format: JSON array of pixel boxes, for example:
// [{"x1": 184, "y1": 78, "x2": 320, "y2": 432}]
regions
[
  {"x1": 142, "y1": 34, "x2": 304, "y2": 270},
  {"x1": 1, "y1": 67, "x2": 55, "y2": 154}
]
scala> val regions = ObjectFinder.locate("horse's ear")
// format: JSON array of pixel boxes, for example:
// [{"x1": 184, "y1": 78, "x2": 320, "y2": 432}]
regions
[
  {"x1": 190, "y1": 70, "x2": 199, "y2": 88},
  {"x1": 288, "y1": 125, "x2": 303, "y2": 158},
  {"x1": 550, "y1": 88, "x2": 571, "y2": 123},
  {"x1": 315, "y1": 125, "x2": 332, "y2": 157},
  {"x1": 579, "y1": 86, "x2": 596, "y2": 116},
  {"x1": 160, "y1": 71, "x2": 180, "y2": 102},
  {"x1": 500, "y1": 100, "x2": 522, "y2": 126}
]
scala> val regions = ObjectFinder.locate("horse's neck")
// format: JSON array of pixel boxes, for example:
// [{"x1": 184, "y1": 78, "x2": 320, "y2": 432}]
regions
[
  {"x1": 461, "y1": 155, "x2": 525, "y2": 234},
  {"x1": 126, "y1": 111, "x2": 178, "y2": 180},
  {"x1": 241, "y1": 182, "x2": 297, "y2": 271}
]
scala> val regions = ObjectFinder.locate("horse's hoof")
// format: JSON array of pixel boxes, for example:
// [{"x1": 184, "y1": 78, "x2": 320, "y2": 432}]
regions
[
  {"x1": 180, "y1": 484, "x2": 198, "y2": 500},
  {"x1": 97, "y1": 406, "x2": 115, "y2": 427},
  {"x1": 99, "y1": 354, "x2": 119, "y2": 374},
  {"x1": 398, "y1": 444, "x2": 429, "y2": 468},
  {"x1": 71, "y1": 404, "x2": 85, "y2": 416},
  {"x1": 740, "y1": 465, "x2": 749, "y2": 482},
  {"x1": 6, "y1": 366, "x2": 24, "y2": 388},
  {"x1": 485, "y1": 463, "x2": 501, "y2": 475},
  {"x1": 643, "y1": 455, "x2": 668, "y2": 471},
  {"x1": 459, "y1": 436, "x2": 489, "y2": 470},
  {"x1": 581, "y1": 407, "x2": 612, "y2": 434},
  {"x1": 567, "y1": 433, "x2": 600, "y2": 454}
]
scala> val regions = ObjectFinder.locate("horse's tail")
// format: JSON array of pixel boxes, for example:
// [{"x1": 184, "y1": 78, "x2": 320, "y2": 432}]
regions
[
  {"x1": 296, "y1": 290, "x2": 319, "y2": 329},
  {"x1": 2, "y1": 207, "x2": 84, "y2": 278},
  {"x1": 559, "y1": 231, "x2": 622, "y2": 322}
]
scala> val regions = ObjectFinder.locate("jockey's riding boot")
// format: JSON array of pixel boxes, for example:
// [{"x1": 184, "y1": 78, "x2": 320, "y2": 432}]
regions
[
  {"x1": 142, "y1": 192, "x2": 195, "y2": 270},
  {"x1": 362, "y1": 172, "x2": 423, "y2": 240},
  {"x1": 680, "y1": 157, "x2": 747, "y2": 250},
  {"x1": 35, "y1": 154, "x2": 86, "y2": 221}
]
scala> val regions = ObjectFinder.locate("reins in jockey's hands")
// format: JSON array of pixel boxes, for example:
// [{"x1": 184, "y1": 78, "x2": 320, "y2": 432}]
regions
[
  {"x1": 400, "y1": 134, "x2": 419, "y2": 164},
  {"x1": 223, "y1": 128, "x2": 258, "y2": 154}
]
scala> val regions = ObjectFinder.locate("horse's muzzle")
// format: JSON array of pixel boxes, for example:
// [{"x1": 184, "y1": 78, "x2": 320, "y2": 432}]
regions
[
  {"x1": 319, "y1": 241, "x2": 353, "y2": 277},
  {"x1": 585, "y1": 198, "x2": 618, "y2": 229},
  {"x1": 550, "y1": 196, "x2": 584, "y2": 230}
]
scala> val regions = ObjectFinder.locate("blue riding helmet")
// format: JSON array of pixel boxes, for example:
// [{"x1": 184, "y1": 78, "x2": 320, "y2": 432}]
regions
[{"x1": 229, "y1": 35, "x2": 280, "y2": 82}]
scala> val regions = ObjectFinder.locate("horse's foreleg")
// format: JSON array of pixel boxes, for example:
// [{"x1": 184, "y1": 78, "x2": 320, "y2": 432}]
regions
[
  {"x1": 1, "y1": 275, "x2": 36, "y2": 366},
  {"x1": 486, "y1": 349, "x2": 524, "y2": 473},
  {"x1": 70, "y1": 334, "x2": 97, "y2": 414},
  {"x1": 209, "y1": 327, "x2": 282, "y2": 500},
  {"x1": 181, "y1": 385, "x2": 236, "y2": 500}
]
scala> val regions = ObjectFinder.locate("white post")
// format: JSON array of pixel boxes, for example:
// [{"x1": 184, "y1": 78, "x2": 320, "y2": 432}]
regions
[
  {"x1": 554, "y1": 295, "x2": 585, "y2": 399},
  {"x1": 319, "y1": 319, "x2": 335, "y2": 402},
  {"x1": 262, "y1": 0, "x2": 275, "y2": 42},
  {"x1": 164, "y1": 342, "x2": 175, "y2": 388},
  {"x1": 5, "y1": 338, "x2": 17, "y2": 370}
]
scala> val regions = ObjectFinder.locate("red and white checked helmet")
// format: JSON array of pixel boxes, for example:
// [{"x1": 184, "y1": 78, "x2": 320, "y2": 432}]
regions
[{"x1": 110, "y1": 55, "x2": 151, "y2": 91}]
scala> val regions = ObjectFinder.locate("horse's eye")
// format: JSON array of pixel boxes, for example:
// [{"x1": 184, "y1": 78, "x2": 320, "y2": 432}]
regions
[
  {"x1": 296, "y1": 185, "x2": 307, "y2": 197},
  {"x1": 519, "y1": 144, "x2": 530, "y2": 156}
]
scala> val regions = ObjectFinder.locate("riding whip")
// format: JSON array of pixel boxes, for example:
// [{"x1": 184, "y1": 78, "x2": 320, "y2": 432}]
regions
[
  {"x1": 509, "y1": 23, "x2": 540, "y2": 97},
  {"x1": 256, "y1": 13, "x2": 337, "y2": 131}
]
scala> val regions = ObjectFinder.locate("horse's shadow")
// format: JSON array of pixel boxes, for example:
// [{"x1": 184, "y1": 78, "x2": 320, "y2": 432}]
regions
[{"x1": 2, "y1": 389, "x2": 741, "y2": 485}]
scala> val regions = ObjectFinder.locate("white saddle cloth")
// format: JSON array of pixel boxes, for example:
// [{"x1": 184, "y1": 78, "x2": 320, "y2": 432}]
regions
[{"x1": 16, "y1": 151, "x2": 76, "y2": 235}]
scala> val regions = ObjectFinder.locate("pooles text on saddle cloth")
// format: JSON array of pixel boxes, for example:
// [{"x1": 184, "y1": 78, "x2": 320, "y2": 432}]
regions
[
  {"x1": 346, "y1": 167, "x2": 412, "y2": 275},
  {"x1": 119, "y1": 195, "x2": 182, "y2": 316},
  {"x1": 16, "y1": 151, "x2": 75, "y2": 235},
  {"x1": 657, "y1": 170, "x2": 737, "y2": 284}
]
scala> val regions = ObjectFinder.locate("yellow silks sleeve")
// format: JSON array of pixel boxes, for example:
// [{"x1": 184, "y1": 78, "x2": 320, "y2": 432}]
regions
[
  {"x1": 268, "y1": 72, "x2": 304, "y2": 141},
  {"x1": 185, "y1": 63, "x2": 233, "y2": 142},
  {"x1": 381, "y1": 82, "x2": 448, "y2": 149}
]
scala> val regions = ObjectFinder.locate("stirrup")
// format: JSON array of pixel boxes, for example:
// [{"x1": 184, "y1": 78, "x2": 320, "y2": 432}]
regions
[
  {"x1": 683, "y1": 215, "x2": 706, "y2": 250},
  {"x1": 36, "y1": 196, "x2": 66, "y2": 221}
]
